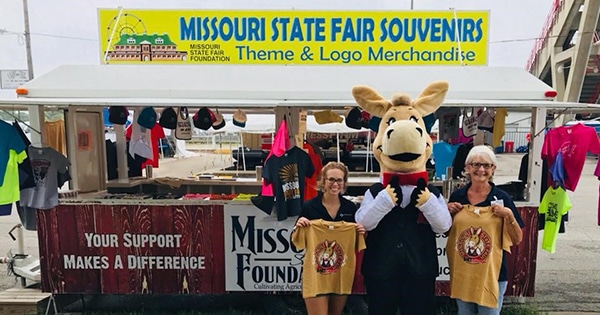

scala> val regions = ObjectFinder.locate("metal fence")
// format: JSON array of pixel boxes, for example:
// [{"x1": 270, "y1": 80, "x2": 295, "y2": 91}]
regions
[{"x1": 500, "y1": 131, "x2": 530, "y2": 153}]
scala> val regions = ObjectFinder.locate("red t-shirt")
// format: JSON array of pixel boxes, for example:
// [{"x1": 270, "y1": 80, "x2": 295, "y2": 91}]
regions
[{"x1": 126, "y1": 124, "x2": 165, "y2": 168}]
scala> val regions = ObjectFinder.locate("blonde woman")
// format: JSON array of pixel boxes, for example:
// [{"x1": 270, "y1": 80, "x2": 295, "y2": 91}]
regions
[
  {"x1": 292, "y1": 162, "x2": 366, "y2": 315},
  {"x1": 446, "y1": 145, "x2": 523, "y2": 315}
]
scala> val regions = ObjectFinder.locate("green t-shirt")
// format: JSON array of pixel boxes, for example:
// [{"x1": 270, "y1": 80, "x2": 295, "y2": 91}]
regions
[
  {"x1": 538, "y1": 187, "x2": 572, "y2": 253},
  {"x1": 0, "y1": 149, "x2": 28, "y2": 204}
]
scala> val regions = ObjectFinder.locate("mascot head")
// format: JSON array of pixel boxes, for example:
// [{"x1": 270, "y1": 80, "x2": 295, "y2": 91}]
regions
[{"x1": 352, "y1": 81, "x2": 448, "y2": 174}]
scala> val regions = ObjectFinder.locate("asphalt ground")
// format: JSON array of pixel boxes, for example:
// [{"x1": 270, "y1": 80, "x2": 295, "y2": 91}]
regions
[{"x1": 0, "y1": 152, "x2": 599, "y2": 313}]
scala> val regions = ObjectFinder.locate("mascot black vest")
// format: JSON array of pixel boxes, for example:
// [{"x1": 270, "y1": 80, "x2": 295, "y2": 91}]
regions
[{"x1": 361, "y1": 183, "x2": 441, "y2": 279}]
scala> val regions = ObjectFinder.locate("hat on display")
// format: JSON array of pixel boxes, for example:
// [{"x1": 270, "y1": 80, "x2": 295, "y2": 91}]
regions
[
  {"x1": 137, "y1": 107, "x2": 157, "y2": 129},
  {"x1": 360, "y1": 110, "x2": 371, "y2": 128},
  {"x1": 108, "y1": 106, "x2": 129, "y2": 125},
  {"x1": 314, "y1": 110, "x2": 343, "y2": 124},
  {"x1": 345, "y1": 107, "x2": 363, "y2": 130},
  {"x1": 368, "y1": 116, "x2": 382, "y2": 132},
  {"x1": 193, "y1": 107, "x2": 215, "y2": 130},
  {"x1": 159, "y1": 107, "x2": 178, "y2": 130},
  {"x1": 212, "y1": 110, "x2": 226, "y2": 130},
  {"x1": 233, "y1": 109, "x2": 247, "y2": 127}
]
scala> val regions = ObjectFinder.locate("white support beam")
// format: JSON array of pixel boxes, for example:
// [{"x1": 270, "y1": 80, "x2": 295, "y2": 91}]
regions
[
  {"x1": 564, "y1": 0, "x2": 600, "y2": 103},
  {"x1": 528, "y1": 107, "x2": 547, "y2": 203},
  {"x1": 553, "y1": 47, "x2": 574, "y2": 64}
]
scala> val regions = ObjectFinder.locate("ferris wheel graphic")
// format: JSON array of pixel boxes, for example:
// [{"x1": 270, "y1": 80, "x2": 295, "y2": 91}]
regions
[{"x1": 105, "y1": 12, "x2": 147, "y2": 50}]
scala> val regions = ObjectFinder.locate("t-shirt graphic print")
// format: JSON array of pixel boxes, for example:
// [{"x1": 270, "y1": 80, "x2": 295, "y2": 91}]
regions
[
  {"x1": 292, "y1": 220, "x2": 366, "y2": 298},
  {"x1": 456, "y1": 226, "x2": 492, "y2": 264}
]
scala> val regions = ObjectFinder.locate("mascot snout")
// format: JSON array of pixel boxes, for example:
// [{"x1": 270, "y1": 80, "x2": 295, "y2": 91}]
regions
[{"x1": 381, "y1": 120, "x2": 427, "y2": 162}]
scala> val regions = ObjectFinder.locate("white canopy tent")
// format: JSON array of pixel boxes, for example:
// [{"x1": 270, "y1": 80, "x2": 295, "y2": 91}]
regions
[{"x1": 0, "y1": 64, "x2": 592, "y2": 201}]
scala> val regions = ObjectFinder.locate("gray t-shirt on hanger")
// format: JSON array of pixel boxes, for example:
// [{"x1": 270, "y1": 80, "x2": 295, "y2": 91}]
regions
[{"x1": 20, "y1": 146, "x2": 70, "y2": 209}]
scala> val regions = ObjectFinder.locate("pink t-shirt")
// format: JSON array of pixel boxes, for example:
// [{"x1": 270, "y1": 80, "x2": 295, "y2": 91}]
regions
[{"x1": 542, "y1": 123, "x2": 600, "y2": 191}]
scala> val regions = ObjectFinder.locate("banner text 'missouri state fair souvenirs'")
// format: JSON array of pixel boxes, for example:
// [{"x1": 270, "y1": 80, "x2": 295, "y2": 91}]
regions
[{"x1": 98, "y1": 9, "x2": 488, "y2": 65}]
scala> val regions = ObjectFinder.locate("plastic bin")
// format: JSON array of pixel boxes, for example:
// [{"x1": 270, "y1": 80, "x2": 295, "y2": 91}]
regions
[
  {"x1": 504, "y1": 140, "x2": 515, "y2": 153},
  {"x1": 495, "y1": 140, "x2": 504, "y2": 154}
]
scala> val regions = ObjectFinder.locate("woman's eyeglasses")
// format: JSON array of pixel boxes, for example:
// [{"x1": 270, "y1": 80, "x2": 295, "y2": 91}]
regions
[
  {"x1": 469, "y1": 162, "x2": 494, "y2": 169},
  {"x1": 326, "y1": 177, "x2": 344, "y2": 184}
]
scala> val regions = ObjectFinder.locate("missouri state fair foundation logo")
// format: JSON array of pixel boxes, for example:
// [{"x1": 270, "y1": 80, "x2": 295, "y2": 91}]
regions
[
  {"x1": 456, "y1": 226, "x2": 491, "y2": 264},
  {"x1": 314, "y1": 240, "x2": 346, "y2": 274}
]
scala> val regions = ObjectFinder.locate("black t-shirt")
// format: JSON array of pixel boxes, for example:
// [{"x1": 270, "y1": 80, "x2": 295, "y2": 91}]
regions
[
  {"x1": 448, "y1": 182, "x2": 524, "y2": 281},
  {"x1": 126, "y1": 142, "x2": 147, "y2": 178},
  {"x1": 299, "y1": 193, "x2": 357, "y2": 222},
  {"x1": 263, "y1": 146, "x2": 315, "y2": 221},
  {"x1": 106, "y1": 140, "x2": 118, "y2": 180}
]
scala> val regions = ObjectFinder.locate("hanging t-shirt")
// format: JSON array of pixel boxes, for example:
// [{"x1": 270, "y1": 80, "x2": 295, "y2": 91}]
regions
[
  {"x1": 550, "y1": 151, "x2": 566, "y2": 188},
  {"x1": 446, "y1": 205, "x2": 512, "y2": 308},
  {"x1": 432, "y1": 142, "x2": 460, "y2": 179},
  {"x1": 0, "y1": 149, "x2": 28, "y2": 205},
  {"x1": 19, "y1": 146, "x2": 70, "y2": 209},
  {"x1": 491, "y1": 108, "x2": 507, "y2": 148},
  {"x1": 477, "y1": 108, "x2": 495, "y2": 132},
  {"x1": 263, "y1": 146, "x2": 315, "y2": 221},
  {"x1": 538, "y1": 187, "x2": 572, "y2": 253},
  {"x1": 542, "y1": 123, "x2": 600, "y2": 191},
  {"x1": 127, "y1": 109, "x2": 154, "y2": 161},
  {"x1": 44, "y1": 120, "x2": 66, "y2": 155},
  {"x1": 461, "y1": 108, "x2": 478, "y2": 137},
  {"x1": 0, "y1": 120, "x2": 27, "y2": 186},
  {"x1": 291, "y1": 219, "x2": 366, "y2": 298},
  {"x1": 595, "y1": 162, "x2": 600, "y2": 226},
  {"x1": 127, "y1": 124, "x2": 166, "y2": 168},
  {"x1": 12, "y1": 121, "x2": 35, "y2": 189},
  {"x1": 436, "y1": 108, "x2": 461, "y2": 142},
  {"x1": 303, "y1": 143, "x2": 323, "y2": 201}
]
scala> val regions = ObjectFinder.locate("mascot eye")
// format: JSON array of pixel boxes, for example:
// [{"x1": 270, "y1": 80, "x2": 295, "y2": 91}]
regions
[
  {"x1": 387, "y1": 117, "x2": 396, "y2": 125},
  {"x1": 409, "y1": 116, "x2": 419, "y2": 123}
]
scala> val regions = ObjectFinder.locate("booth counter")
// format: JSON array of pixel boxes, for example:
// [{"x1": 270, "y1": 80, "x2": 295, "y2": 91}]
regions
[{"x1": 37, "y1": 195, "x2": 538, "y2": 297}]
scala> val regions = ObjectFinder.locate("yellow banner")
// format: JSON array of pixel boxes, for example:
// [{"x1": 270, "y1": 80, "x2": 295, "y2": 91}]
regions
[{"x1": 98, "y1": 9, "x2": 488, "y2": 65}]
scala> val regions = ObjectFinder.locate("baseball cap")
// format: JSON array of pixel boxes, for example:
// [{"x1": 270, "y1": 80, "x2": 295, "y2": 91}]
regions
[
  {"x1": 108, "y1": 106, "x2": 129, "y2": 125},
  {"x1": 314, "y1": 110, "x2": 343, "y2": 124},
  {"x1": 345, "y1": 107, "x2": 363, "y2": 130},
  {"x1": 212, "y1": 110, "x2": 226, "y2": 130},
  {"x1": 137, "y1": 107, "x2": 157, "y2": 129},
  {"x1": 193, "y1": 107, "x2": 215, "y2": 130},
  {"x1": 233, "y1": 109, "x2": 247, "y2": 127},
  {"x1": 158, "y1": 107, "x2": 177, "y2": 130}
]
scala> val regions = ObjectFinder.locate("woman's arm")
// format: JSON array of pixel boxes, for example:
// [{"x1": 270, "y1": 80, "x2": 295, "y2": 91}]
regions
[{"x1": 491, "y1": 202, "x2": 523, "y2": 245}]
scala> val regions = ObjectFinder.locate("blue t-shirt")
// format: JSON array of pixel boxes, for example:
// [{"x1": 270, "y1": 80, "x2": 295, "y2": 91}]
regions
[
  {"x1": 433, "y1": 142, "x2": 460, "y2": 179},
  {"x1": 0, "y1": 121, "x2": 27, "y2": 186}
]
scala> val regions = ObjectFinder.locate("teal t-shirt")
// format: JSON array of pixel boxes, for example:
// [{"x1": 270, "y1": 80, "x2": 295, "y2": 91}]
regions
[
  {"x1": 0, "y1": 121, "x2": 27, "y2": 186},
  {"x1": 538, "y1": 187, "x2": 572, "y2": 253}
]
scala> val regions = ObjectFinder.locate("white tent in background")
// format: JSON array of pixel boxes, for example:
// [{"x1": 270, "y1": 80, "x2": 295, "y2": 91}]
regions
[
  {"x1": 305, "y1": 115, "x2": 371, "y2": 133},
  {"x1": 208, "y1": 114, "x2": 276, "y2": 134}
]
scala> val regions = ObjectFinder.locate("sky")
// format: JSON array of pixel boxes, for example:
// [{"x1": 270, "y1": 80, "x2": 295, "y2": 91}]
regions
[{"x1": 0, "y1": 0, "x2": 554, "y2": 99}]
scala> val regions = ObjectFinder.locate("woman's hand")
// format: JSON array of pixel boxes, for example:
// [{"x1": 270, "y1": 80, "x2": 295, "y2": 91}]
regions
[
  {"x1": 447, "y1": 202, "x2": 463, "y2": 215},
  {"x1": 356, "y1": 223, "x2": 366, "y2": 235},
  {"x1": 295, "y1": 217, "x2": 311, "y2": 228},
  {"x1": 492, "y1": 205, "x2": 513, "y2": 219}
]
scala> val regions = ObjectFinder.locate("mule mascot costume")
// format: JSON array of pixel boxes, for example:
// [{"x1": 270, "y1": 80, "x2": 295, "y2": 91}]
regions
[{"x1": 353, "y1": 82, "x2": 452, "y2": 315}]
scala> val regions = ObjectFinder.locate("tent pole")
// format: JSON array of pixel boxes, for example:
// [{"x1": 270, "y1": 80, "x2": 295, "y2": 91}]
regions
[
  {"x1": 240, "y1": 131, "x2": 247, "y2": 172},
  {"x1": 365, "y1": 131, "x2": 370, "y2": 172},
  {"x1": 336, "y1": 132, "x2": 340, "y2": 163}
]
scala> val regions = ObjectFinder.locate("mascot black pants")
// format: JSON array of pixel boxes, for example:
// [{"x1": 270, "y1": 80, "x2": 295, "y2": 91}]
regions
[{"x1": 364, "y1": 270, "x2": 436, "y2": 315}]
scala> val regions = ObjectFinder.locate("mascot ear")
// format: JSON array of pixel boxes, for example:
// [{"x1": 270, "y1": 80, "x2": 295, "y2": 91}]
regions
[
  {"x1": 411, "y1": 81, "x2": 449, "y2": 116},
  {"x1": 352, "y1": 85, "x2": 392, "y2": 118}
]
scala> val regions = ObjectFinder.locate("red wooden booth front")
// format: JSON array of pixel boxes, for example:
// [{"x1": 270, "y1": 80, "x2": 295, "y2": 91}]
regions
[{"x1": 36, "y1": 202, "x2": 538, "y2": 297}]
